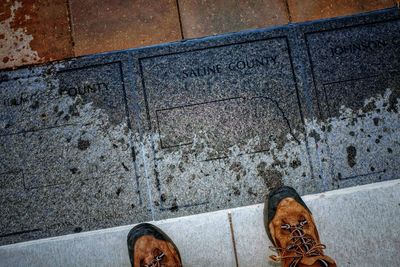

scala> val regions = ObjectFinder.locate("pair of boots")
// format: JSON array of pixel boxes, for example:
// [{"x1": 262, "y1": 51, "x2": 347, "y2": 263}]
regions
[{"x1": 127, "y1": 186, "x2": 337, "y2": 267}]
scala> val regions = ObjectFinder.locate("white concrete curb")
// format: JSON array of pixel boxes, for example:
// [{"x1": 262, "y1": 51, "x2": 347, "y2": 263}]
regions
[{"x1": 1, "y1": 179, "x2": 399, "y2": 267}]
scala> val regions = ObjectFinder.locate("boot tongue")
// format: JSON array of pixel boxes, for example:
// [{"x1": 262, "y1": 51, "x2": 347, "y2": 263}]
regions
[{"x1": 300, "y1": 255, "x2": 336, "y2": 266}]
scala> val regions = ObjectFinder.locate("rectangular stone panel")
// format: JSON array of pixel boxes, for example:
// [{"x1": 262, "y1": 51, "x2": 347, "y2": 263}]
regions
[
  {"x1": 305, "y1": 18, "x2": 400, "y2": 184},
  {"x1": 0, "y1": 60, "x2": 147, "y2": 245},
  {"x1": 306, "y1": 19, "x2": 400, "y2": 118},
  {"x1": 141, "y1": 37, "x2": 303, "y2": 156},
  {"x1": 138, "y1": 37, "x2": 312, "y2": 220}
]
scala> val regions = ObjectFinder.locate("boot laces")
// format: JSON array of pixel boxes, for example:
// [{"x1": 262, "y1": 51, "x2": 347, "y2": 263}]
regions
[
  {"x1": 143, "y1": 252, "x2": 165, "y2": 267},
  {"x1": 269, "y1": 219, "x2": 326, "y2": 266}
]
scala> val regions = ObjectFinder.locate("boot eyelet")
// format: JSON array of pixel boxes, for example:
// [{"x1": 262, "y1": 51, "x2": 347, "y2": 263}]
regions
[{"x1": 299, "y1": 219, "x2": 308, "y2": 227}]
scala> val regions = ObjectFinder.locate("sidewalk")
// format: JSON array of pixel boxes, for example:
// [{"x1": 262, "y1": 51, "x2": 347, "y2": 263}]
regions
[{"x1": 1, "y1": 179, "x2": 399, "y2": 267}]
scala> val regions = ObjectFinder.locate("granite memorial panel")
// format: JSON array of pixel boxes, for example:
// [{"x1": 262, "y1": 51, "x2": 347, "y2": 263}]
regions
[
  {"x1": 305, "y1": 16, "x2": 400, "y2": 186},
  {"x1": 136, "y1": 36, "x2": 315, "y2": 220},
  {"x1": 0, "y1": 58, "x2": 148, "y2": 245}
]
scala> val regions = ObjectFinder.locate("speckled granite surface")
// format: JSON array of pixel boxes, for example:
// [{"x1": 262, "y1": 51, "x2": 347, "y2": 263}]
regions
[{"x1": 1, "y1": 8, "x2": 399, "y2": 245}]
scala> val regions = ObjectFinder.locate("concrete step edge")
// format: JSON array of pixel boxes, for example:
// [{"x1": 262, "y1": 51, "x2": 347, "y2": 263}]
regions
[{"x1": 1, "y1": 179, "x2": 399, "y2": 267}]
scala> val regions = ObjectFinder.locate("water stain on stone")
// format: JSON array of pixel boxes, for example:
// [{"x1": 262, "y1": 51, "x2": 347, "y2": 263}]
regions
[
  {"x1": 373, "y1": 117, "x2": 380, "y2": 126},
  {"x1": 78, "y1": 139, "x2": 90, "y2": 150},
  {"x1": 170, "y1": 199, "x2": 179, "y2": 212},
  {"x1": 69, "y1": 104, "x2": 80, "y2": 117},
  {"x1": 361, "y1": 101, "x2": 376, "y2": 113},
  {"x1": 118, "y1": 138, "x2": 125, "y2": 145},
  {"x1": 271, "y1": 155, "x2": 286, "y2": 169},
  {"x1": 290, "y1": 159, "x2": 301, "y2": 169},
  {"x1": 233, "y1": 186, "x2": 241, "y2": 196},
  {"x1": 178, "y1": 162, "x2": 185, "y2": 172},
  {"x1": 236, "y1": 174, "x2": 241, "y2": 181},
  {"x1": 116, "y1": 187, "x2": 122, "y2": 196},
  {"x1": 257, "y1": 162, "x2": 267, "y2": 172},
  {"x1": 247, "y1": 188, "x2": 258, "y2": 197},
  {"x1": 308, "y1": 130, "x2": 321, "y2": 142},
  {"x1": 229, "y1": 162, "x2": 243, "y2": 172},
  {"x1": 166, "y1": 175, "x2": 174, "y2": 184},
  {"x1": 257, "y1": 162, "x2": 283, "y2": 189},
  {"x1": 387, "y1": 92, "x2": 399, "y2": 113},
  {"x1": 168, "y1": 164, "x2": 176, "y2": 171},
  {"x1": 370, "y1": 166, "x2": 375, "y2": 172},
  {"x1": 346, "y1": 145, "x2": 357, "y2": 168},
  {"x1": 30, "y1": 100, "x2": 39, "y2": 109}
]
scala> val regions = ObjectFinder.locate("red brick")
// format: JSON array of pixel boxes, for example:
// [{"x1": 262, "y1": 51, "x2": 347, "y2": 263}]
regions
[
  {"x1": 0, "y1": 0, "x2": 74, "y2": 69},
  {"x1": 69, "y1": 0, "x2": 182, "y2": 56},
  {"x1": 288, "y1": 0, "x2": 395, "y2": 23},
  {"x1": 178, "y1": 0, "x2": 289, "y2": 39}
]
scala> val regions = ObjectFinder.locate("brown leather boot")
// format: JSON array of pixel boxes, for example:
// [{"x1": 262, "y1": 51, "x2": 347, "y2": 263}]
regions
[
  {"x1": 127, "y1": 223, "x2": 183, "y2": 267},
  {"x1": 264, "y1": 186, "x2": 337, "y2": 267}
]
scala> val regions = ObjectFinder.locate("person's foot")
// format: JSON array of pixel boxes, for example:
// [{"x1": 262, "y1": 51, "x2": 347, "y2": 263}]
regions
[
  {"x1": 127, "y1": 223, "x2": 182, "y2": 267},
  {"x1": 264, "y1": 186, "x2": 337, "y2": 267}
]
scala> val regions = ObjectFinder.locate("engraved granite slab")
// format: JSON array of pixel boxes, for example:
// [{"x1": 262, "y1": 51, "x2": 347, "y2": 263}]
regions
[
  {"x1": 140, "y1": 37, "x2": 303, "y2": 155},
  {"x1": 0, "y1": 56, "x2": 149, "y2": 245},
  {"x1": 304, "y1": 15, "x2": 400, "y2": 187},
  {"x1": 134, "y1": 35, "x2": 316, "y2": 220}
]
